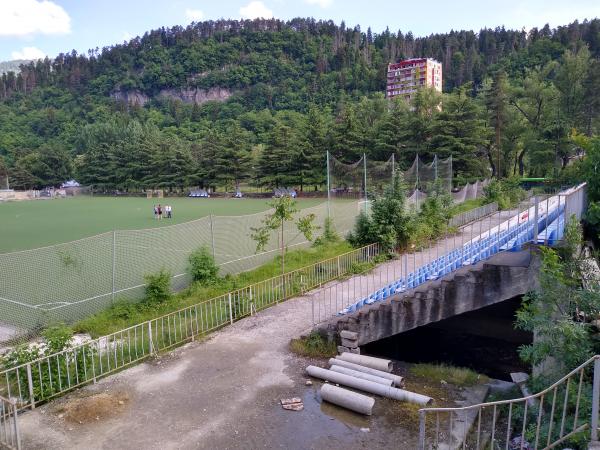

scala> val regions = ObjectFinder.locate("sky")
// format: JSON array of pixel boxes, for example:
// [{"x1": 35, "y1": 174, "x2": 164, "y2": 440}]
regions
[{"x1": 0, "y1": 0, "x2": 599, "y2": 62}]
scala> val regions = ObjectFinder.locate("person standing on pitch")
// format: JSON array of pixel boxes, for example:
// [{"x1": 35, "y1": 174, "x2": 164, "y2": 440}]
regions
[
  {"x1": 157, "y1": 204, "x2": 163, "y2": 220},
  {"x1": 153, "y1": 204, "x2": 158, "y2": 220},
  {"x1": 167, "y1": 205, "x2": 172, "y2": 219}
]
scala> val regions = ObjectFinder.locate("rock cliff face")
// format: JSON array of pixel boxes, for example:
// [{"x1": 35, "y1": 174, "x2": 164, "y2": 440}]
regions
[
  {"x1": 110, "y1": 90, "x2": 150, "y2": 106},
  {"x1": 111, "y1": 87, "x2": 232, "y2": 106},
  {"x1": 158, "y1": 87, "x2": 232, "y2": 104}
]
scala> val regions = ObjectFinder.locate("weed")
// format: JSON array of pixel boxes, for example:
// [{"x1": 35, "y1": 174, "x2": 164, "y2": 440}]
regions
[{"x1": 289, "y1": 331, "x2": 337, "y2": 358}]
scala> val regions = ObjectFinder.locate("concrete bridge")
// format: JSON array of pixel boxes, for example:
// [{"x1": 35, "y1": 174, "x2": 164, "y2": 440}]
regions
[
  {"x1": 316, "y1": 184, "x2": 587, "y2": 352},
  {"x1": 322, "y1": 248, "x2": 541, "y2": 350}
]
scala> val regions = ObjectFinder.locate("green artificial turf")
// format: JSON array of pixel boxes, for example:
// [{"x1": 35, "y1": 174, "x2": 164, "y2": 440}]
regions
[{"x1": 0, "y1": 196, "x2": 323, "y2": 253}]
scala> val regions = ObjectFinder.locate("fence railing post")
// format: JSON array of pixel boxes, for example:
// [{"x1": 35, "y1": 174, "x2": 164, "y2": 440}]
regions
[
  {"x1": 228, "y1": 293, "x2": 234, "y2": 325},
  {"x1": 591, "y1": 357, "x2": 600, "y2": 442},
  {"x1": 210, "y1": 214, "x2": 216, "y2": 260},
  {"x1": 112, "y1": 230, "x2": 117, "y2": 305},
  {"x1": 12, "y1": 400, "x2": 21, "y2": 450},
  {"x1": 26, "y1": 363, "x2": 35, "y2": 410},
  {"x1": 147, "y1": 321, "x2": 154, "y2": 355},
  {"x1": 418, "y1": 409, "x2": 426, "y2": 450},
  {"x1": 533, "y1": 196, "x2": 539, "y2": 244}
]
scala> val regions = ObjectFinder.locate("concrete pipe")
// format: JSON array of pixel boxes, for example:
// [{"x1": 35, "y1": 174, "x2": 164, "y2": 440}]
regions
[
  {"x1": 328, "y1": 358, "x2": 404, "y2": 387},
  {"x1": 306, "y1": 366, "x2": 432, "y2": 405},
  {"x1": 337, "y1": 353, "x2": 393, "y2": 372},
  {"x1": 330, "y1": 365, "x2": 393, "y2": 386},
  {"x1": 320, "y1": 384, "x2": 375, "y2": 416}
]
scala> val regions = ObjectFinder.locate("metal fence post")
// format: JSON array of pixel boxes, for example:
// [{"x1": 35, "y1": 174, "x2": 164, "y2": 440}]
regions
[
  {"x1": 148, "y1": 321, "x2": 154, "y2": 355},
  {"x1": 26, "y1": 363, "x2": 35, "y2": 410},
  {"x1": 12, "y1": 401, "x2": 21, "y2": 450},
  {"x1": 311, "y1": 292, "x2": 315, "y2": 325},
  {"x1": 228, "y1": 293, "x2": 234, "y2": 325},
  {"x1": 210, "y1": 214, "x2": 216, "y2": 260},
  {"x1": 533, "y1": 196, "x2": 539, "y2": 244},
  {"x1": 418, "y1": 409, "x2": 426, "y2": 450},
  {"x1": 112, "y1": 230, "x2": 116, "y2": 304},
  {"x1": 591, "y1": 357, "x2": 600, "y2": 441}
]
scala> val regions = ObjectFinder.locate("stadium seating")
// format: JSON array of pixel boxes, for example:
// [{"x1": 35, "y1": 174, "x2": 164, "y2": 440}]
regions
[{"x1": 338, "y1": 201, "x2": 566, "y2": 316}]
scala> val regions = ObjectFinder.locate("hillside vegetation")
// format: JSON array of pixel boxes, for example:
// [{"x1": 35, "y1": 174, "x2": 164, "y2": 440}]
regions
[{"x1": 0, "y1": 18, "x2": 599, "y2": 190}]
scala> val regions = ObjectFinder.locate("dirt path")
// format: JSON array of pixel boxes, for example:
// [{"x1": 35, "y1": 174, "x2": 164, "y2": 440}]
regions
[{"x1": 18, "y1": 291, "x2": 421, "y2": 449}]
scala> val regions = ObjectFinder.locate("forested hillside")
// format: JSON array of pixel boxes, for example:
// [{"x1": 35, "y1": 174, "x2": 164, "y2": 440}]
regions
[{"x1": 0, "y1": 17, "x2": 599, "y2": 190}]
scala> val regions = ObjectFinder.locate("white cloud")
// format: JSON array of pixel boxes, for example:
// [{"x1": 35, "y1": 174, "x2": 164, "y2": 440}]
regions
[
  {"x1": 11, "y1": 46, "x2": 46, "y2": 60},
  {"x1": 304, "y1": 0, "x2": 333, "y2": 7},
  {"x1": 239, "y1": 1, "x2": 273, "y2": 19},
  {"x1": 0, "y1": 0, "x2": 71, "y2": 37},
  {"x1": 185, "y1": 8, "x2": 204, "y2": 22},
  {"x1": 122, "y1": 31, "x2": 132, "y2": 42}
]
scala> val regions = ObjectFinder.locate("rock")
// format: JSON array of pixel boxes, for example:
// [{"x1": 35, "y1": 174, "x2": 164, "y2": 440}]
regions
[
  {"x1": 118, "y1": 400, "x2": 124, "y2": 405},
  {"x1": 282, "y1": 403, "x2": 304, "y2": 411},
  {"x1": 337, "y1": 345, "x2": 349, "y2": 354},
  {"x1": 341, "y1": 338, "x2": 358, "y2": 348},
  {"x1": 305, "y1": 380, "x2": 313, "y2": 386},
  {"x1": 360, "y1": 427, "x2": 370, "y2": 433},
  {"x1": 280, "y1": 398, "x2": 302, "y2": 406},
  {"x1": 340, "y1": 330, "x2": 359, "y2": 340},
  {"x1": 441, "y1": 380, "x2": 448, "y2": 385}
]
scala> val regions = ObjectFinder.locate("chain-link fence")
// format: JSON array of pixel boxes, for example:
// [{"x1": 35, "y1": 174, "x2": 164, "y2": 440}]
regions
[{"x1": 0, "y1": 200, "x2": 361, "y2": 338}]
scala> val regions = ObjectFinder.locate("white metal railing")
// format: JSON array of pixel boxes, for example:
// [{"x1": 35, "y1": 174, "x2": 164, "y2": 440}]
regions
[
  {"x1": 0, "y1": 395, "x2": 20, "y2": 449},
  {"x1": 418, "y1": 355, "x2": 600, "y2": 450},
  {"x1": 0, "y1": 243, "x2": 380, "y2": 412},
  {"x1": 449, "y1": 202, "x2": 498, "y2": 228},
  {"x1": 310, "y1": 184, "x2": 587, "y2": 325}
]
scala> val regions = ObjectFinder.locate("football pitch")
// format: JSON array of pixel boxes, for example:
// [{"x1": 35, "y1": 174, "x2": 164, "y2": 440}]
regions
[{"x1": 0, "y1": 196, "x2": 324, "y2": 254}]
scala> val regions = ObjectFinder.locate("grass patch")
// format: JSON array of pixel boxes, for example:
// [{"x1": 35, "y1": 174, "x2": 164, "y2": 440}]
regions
[
  {"x1": 74, "y1": 241, "x2": 354, "y2": 337},
  {"x1": 289, "y1": 331, "x2": 337, "y2": 358},
  {"x1": 409, "y1": 363, "x2": 488, "y2": 387},
  {"x1": 449, "y1": 198, "x2": 486, "y2": 217}
]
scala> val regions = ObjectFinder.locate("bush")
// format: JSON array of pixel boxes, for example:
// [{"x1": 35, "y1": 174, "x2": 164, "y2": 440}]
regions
[
  {"x1": 483, "y1": 178, "x2": 526, "y2": 210},
  {"x1": 289, "y1": 331, "x2": 337, "y2": 358},
  {"x1": 144, "y1": 269, "x2": 171, "y2": 304},
  {"x1": 314, "y1": 217, "x2": 340, "y2": 246},
  {"x1": 348, "y1": 172, "x2": 412, "y2": 252},
  {"x1": 188, "y1": 246, "x2": 219, "y2": 285}
]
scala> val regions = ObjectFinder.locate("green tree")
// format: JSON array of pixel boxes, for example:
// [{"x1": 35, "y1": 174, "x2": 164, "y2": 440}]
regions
[{"x1": 250, "y1": 195, "x2": 318, "y2": 275}]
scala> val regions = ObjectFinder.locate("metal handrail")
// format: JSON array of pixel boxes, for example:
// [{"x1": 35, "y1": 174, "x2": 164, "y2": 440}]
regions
[
  {"x1": 420, "y1": 355, "x2": 598, "y2": 414},
  {"x1": 418, "y1": 349, "x2": 600, "y2": 449},
  {"x1": 0, "y1": 243, "x2": 380, "y2": 411},
  {"x1": 0, "y1": 394, "x2": 20, "y2": 450}
]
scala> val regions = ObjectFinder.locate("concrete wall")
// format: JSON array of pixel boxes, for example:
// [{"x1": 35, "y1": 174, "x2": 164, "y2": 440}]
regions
[{"x1": 323, "y1": 249, "x2": 541, "y2": 347}]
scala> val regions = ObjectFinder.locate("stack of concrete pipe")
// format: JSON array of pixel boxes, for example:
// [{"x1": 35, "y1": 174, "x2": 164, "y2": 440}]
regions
[{"x1": 308, "y1": 353, "x2": 432, "y2": 416}]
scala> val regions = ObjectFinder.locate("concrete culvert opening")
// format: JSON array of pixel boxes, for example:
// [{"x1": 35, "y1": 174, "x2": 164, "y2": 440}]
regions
[{"x1": 362, "y1": 296, "x2": 532, "y2": 381}]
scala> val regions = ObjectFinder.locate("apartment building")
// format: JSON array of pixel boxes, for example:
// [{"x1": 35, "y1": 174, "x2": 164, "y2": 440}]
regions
[{"x1": 386, "y1": 58, "x2": 442, "y2": 102}]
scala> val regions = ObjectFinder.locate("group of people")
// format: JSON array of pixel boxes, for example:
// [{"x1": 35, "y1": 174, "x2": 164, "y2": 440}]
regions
[{"x1": 153, "y1": 204, "x2": 173, "y2": 219}]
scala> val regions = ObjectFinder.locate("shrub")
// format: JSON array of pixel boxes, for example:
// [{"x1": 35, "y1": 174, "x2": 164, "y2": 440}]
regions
[
  {"x1": 289, "y1": 331, "x2": 337, "y2": 358},
  {"x1": 314, "y1": 217, "x2": 340, "y2": 246},
  {"x1": 188, "y1": 246, "x2": 219, "y2": 285},
  {"x1": 348, "y1": 172, "x2": 412, "y2": 252},
  {"x1": 483, "y1": 178, "x2": 526, "y2": 210},
  {"x1": 144, "y1": 269, "x2": 171, "y2": 304}
]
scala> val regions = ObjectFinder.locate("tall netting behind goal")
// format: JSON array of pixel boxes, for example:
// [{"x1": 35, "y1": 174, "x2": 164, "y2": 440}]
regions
[
  {"x1": 402, "y1": 155, "x2": 453, "y2": 193},
  {"x1": 328, "y1": 154, "x2": 365, "y2": 200},
  {"x1": 366, "y1": 156, "x2": 395, "y2": 196}
]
